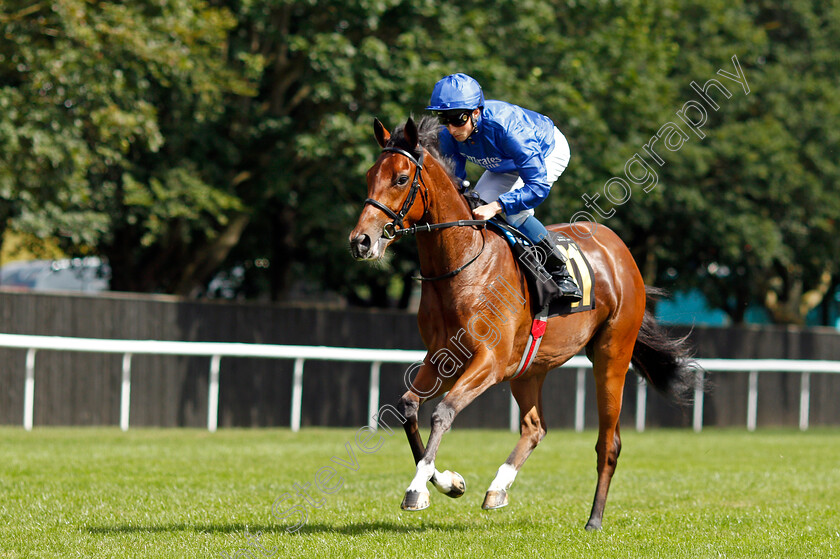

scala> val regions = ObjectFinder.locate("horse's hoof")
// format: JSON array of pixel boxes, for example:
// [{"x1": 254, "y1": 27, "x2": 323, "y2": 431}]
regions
[
  {"x1": 434, "y1": 470, "x2": 466, "y2": 498},
  {"x1": 585, "y1": 519, "x2": 602, "y2": 531},
  {"x1": 401, "y1": 490, "x2": 430, "y2": 511},
  {"x1": 446, "y1": 471, "x2": 466, "y2": 498},
  {"x1": 481, "y1": 489, "x2": 509, "y2": 510}
]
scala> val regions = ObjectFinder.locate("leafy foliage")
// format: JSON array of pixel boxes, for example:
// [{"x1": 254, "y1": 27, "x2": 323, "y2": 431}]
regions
[
  {"x1": 0, "y1": 0, "x2": 250, "y2": 293},
  {"x1": 1, "y1": 0, "x2": 838, "y2": 322}
]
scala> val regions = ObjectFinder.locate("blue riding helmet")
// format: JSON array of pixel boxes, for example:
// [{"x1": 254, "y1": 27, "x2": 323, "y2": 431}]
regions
[{"x1": 426, "y1": 73, "x2": 485, "y2": 112}]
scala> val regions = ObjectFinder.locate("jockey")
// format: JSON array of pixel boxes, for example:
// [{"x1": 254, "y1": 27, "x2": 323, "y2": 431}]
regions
[{"x1": 427, "y1": 72, "x2": 582, "y2": 301}]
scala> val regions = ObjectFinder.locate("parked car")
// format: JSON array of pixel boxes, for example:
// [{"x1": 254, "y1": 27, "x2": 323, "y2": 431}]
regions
[{"x1": 0, "y1": 257, "x2": 110, "y2": 293}]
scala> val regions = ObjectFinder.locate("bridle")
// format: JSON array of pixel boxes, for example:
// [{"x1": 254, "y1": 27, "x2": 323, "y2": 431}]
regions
[
  {"x1": 362, "y1": 145, "x2": 488, "y2": 281},
  {"x1": 364, "y1": 147, "x2": 428, "y2": 240}
]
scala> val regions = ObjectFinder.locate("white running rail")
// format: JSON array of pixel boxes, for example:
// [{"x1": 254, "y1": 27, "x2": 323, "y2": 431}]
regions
[{"x1": 1, "y1": 333, "x2": 838, "y2": 433}]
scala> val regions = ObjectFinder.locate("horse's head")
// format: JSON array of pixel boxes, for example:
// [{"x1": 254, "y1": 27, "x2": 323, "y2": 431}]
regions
[{"x1": 349, "y1": 117, "x2": 428, "y2": 260}]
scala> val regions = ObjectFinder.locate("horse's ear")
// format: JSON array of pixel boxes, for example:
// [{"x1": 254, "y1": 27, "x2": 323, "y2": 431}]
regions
[
  {"x1": 373, "y1": 118, "x2": 390, "y2": 148},
  {"x1": 404, "y1": 117, "x2": 419, "y2": 150}
]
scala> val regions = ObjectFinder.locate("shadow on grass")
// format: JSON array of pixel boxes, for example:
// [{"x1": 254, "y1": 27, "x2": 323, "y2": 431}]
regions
[
  {"x1": 87, "y1": 519, "x2": 482, "y2": 536},
  {"x1": 297, "y1": 520, "x2": 474, "y2": 535},
  {"x1": 87, "y1": 523, "x2": 275, "y2": 535}
]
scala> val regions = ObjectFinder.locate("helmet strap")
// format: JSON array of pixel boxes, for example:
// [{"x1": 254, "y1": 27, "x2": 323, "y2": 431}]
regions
[{"x1": 467, "y1": 109, "x2": 480, "y2": 139}]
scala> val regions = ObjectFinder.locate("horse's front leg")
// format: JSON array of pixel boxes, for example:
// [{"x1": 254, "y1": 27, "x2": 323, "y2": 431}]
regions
[
  {"x1": 396, "y1": 389, "x2": 427, "y2": 465},
  {"x1": 401, "y1": 356, "x2": 498, "y2": 510},
  {"x1": 397, "y1": 364, "x2": 465, "y2": 510}
]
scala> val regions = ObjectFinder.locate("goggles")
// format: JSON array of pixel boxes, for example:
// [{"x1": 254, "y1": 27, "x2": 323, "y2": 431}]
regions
[{"x1": 435, "y1": 110, "x2": 472, "y2": 127}]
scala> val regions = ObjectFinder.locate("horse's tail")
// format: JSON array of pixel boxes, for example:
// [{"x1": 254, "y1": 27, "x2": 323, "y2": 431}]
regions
[{"x1": 630, "y1": 287, "x2": 700, "y2": 405}]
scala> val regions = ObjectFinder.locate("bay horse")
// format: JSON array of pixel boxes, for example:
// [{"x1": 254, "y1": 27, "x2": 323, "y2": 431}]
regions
[{"x1": 349, "y1": 116, "x2": 695, "y2": 530}]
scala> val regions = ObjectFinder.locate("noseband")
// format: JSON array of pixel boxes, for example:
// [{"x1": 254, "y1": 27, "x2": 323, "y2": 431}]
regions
[{"x1": 364, "y1": 147, "x2": 427, "y2": 240}]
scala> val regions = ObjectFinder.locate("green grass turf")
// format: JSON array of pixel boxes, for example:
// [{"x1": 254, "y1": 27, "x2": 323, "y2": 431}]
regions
[{"x1": 1, "y1": 426, "x2": 838, "y2": 558}]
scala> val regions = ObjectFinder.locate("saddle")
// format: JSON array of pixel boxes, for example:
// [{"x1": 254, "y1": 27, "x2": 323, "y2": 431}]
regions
[{"x1": 492, "y1": 221, "x2": 595, "y2": 317}]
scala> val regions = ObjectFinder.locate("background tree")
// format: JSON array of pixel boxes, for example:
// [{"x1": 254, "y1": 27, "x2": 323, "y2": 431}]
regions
[
  {"x1": 1, "y1": 0, "x2": 838, "y2": 324},
  {"x1": 0, "y1": 0, "x2": 251, "y2": 293},
  {"x1": 646, "y1": 0, "x2": 840, "y2": 325}
]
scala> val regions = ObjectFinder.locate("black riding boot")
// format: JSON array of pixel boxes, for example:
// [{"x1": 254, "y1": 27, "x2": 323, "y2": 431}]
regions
[{"x1": 535, "y1": 237, "x2": 582, "y2": 301}]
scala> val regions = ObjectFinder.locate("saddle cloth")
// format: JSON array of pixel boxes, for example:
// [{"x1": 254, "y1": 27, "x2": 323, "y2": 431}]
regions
[{"x1": 495, "y1": 224, "x2": 596, "y2": 318}]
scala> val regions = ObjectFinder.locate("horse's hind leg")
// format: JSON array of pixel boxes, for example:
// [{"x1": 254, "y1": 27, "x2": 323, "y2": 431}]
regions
[
  {"x1": 483, "y1": 372, "x2": 548, "y2": 509},
  {"x1": 585, "y1": 342, "x2": 633, "y2": 531}
]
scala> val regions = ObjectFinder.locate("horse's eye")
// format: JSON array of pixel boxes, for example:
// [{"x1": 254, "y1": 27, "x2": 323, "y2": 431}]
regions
[{"x1": 396, "y1": 175, "x2": 409, "y2": 186}]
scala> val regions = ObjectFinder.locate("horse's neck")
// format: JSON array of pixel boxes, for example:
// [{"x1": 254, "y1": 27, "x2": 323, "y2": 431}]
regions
[
  {"x1": 415, "y1": 162, "x2": 487, "y2": 282},
  {"x1": 422, "y1": 162, "x2": 473, "y2": 225},
  {"x1": 415, "y1": 161, "x2": 528, "y2": 342}
]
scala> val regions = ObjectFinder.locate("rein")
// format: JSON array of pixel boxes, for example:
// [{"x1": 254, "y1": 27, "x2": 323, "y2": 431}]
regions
[
  {"x1": 363, "y1": 146, "x2": 488, "y2": 281},
  {"x1": 415, "y1": 233, "x2": 486, "y2": 282}
]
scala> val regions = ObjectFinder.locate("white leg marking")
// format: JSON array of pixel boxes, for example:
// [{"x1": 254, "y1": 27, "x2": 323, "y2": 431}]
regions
[
  {"x1": 488, "y1": 463, "x2": 518, "y2": 492},
  {"x1": 432, "y1": 468, "x2": 455, "y2": 493},
  {"x1": 407, "y1": 459, "x2": 435, "y2": 494}
]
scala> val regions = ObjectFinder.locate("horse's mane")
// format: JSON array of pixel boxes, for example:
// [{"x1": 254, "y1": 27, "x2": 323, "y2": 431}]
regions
[{"x1": 387, "y1": 116, "x2": 457, "y2": 180}]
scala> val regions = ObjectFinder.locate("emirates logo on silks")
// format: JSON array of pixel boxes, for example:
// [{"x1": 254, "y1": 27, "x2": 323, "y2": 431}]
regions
[{"x1": 464, "y1": 154, "x2": 503, "y2": 168}]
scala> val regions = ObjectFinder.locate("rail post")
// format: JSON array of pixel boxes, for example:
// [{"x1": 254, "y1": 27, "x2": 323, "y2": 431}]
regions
[
  {"x1": 290, "y1": 358, "x2": 305, "y2": 432},
  {"x1": 368, "y1": 361, "x2": 381, "y2": 430},
  {"x1": 23, "y1": 349, "x2": 37, "y2": 431},
  {"x1": 693, "y1": 368, "x2": 705, "y2": 433},
  {"x1": 207, "y1": 355, "x2": 222, "y2": 432},
  {"x1": 799, "y1": 371, "x2": 811, "y2": 431},
  {"x1": 635, "y1": 377, "x2": 647, "y2": 432},
  {"x1": 747, "y1": 371, "x2": 759, "y2": 432},
  {"x1": 574, "y1": 368, "x2": 586, "y2": 433},
  {"x1": 120, "y1": 353, "x2": 133, "y2": 431}
]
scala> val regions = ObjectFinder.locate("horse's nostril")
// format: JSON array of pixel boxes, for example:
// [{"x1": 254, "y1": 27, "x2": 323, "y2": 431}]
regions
[{"x1": 351, "y1": 234, "x2": 372, "y2": 258}]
